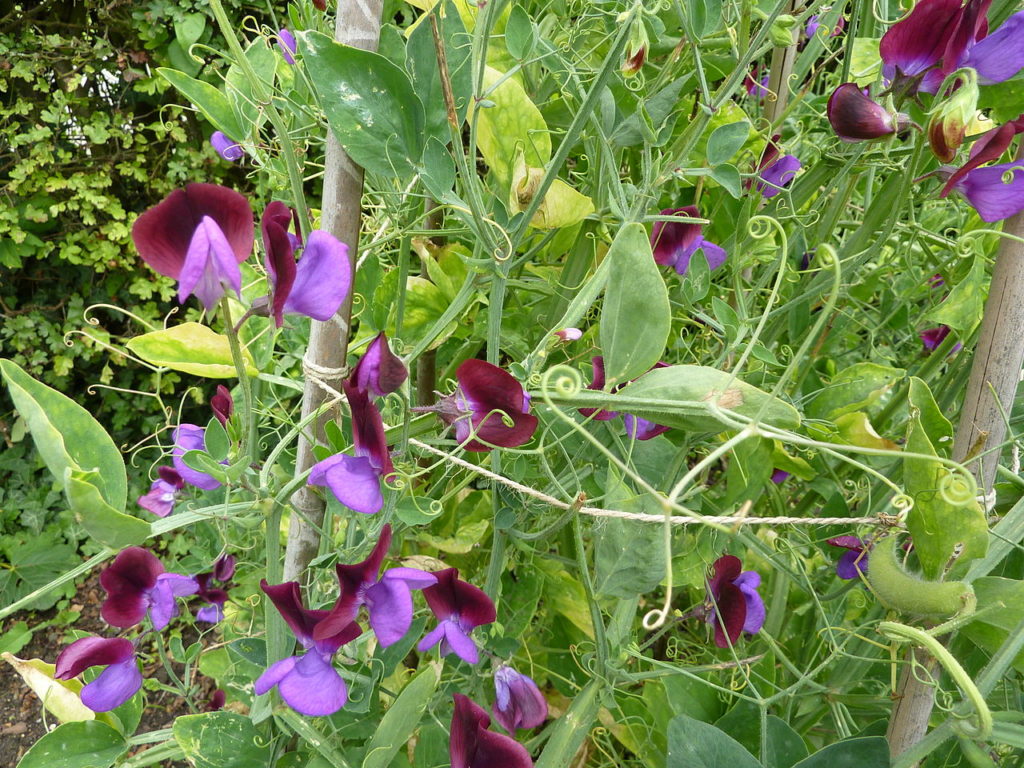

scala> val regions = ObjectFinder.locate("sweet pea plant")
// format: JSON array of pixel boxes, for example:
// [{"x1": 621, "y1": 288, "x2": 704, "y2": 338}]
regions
[{"x1": 5, "y1": 0, "x2": 1024, "y2": 767}]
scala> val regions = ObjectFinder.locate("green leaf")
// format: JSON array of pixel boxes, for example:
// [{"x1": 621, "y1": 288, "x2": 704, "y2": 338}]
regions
[
  {"x1": 406, "y1": 2, "x2": 472, "y2": 142},
  {"x1": 790, "y1": 737, "x2": 890, "y2": 768},
  {"x1": 504, "y1": 4, "x2": 536, "y2": 59},
  {"x1": 157, "y1": 68, "x2": 243, "y2": 139},
  {"x1": 15, "y1": 720, "x2": 127, "y2": 768},
  {"x1": 362, "y1": 663, "x2": 440, "y2": 768},
  {"x1": 666, "y1": 713, "x2": 762, "y2": 768},
  {"x1": 710, "y1": 164, "x2": 742, "y2": 199},
  {"x1": 225, "y1": 40, "x2": 278, "y2": 132},
  {"x1": 925, "y1": 254, "x2": 987, "y2": 333},
  {"x1": 204, "y1": 416, "x2": 230, "y2": 462},
  {"x1": 714, "y1": 703, "x2": 808, "y2": 768},
  {"x1": 905, "y1": 378, "x2": 988, "y2": 579},
  {"x1": 301, "y1": 31, "x2": 425, "y2": 179},
  {"x1": 978, "y1": 79, "x2": 1024, "y2": 124},
  {"x1": 594, "y1": 464, "x2": 666, "y2": 598},
  {"x1": 65, "y1": 469, "x2": 150, "y2": 549},
  {"x1": 1, "y1": 358, "x2": 127, "y2": 512},
  {"x1": 389, "y1": 277, "x2": 460, "y2": 350},
  {"x1": 510, "y1": 149, "x2": 595, "y2": 229},
  {"x1": 806, "y1": 362, "x2": 904, "y2": 421},
  {"x1": 962, "y1": 577, "x2": 1024, "y2": 674},
  {"x1": 849, "y1": 38, "x2": 882, "y2": 87},
  {"x1": 173, "y1": 711, "x2": 272, "y2": 768},
  {"x1": 599, "y1": 222, "x2": 671, "y2": 386},
  {"x1": 473, "y1": 65, "x2": 551, "y2": 182},
  {"x1": 125, "y1": 323, "x2": 258, "y2": 378},
  {"x1": 707, "y1": 121, "x2": 751, "y2": 167},
  {"x1": 174, "y1": 13, "x2": 206, "y2": 52},
  {"x1": 682, "y1": 0, "x2": 723, "y2": 38}
]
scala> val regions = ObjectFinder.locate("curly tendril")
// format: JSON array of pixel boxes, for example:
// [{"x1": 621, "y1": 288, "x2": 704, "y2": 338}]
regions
[
  {"x1": 541, "y1": 364, "x2": 585, "y2": 399},
  {"x1": 938, "y1": 465, "x2": 978, "y2": 507},
  {"x1": 890, "y1": 493, "x2": 915, "y2": 515}
]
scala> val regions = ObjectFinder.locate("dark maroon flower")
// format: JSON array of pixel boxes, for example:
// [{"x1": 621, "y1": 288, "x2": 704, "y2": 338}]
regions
[
  {"x1": 705, "y1": 555, "x2": 765, "y2": 648},
  {"x1": 579, "y1": 356, "x2": 618, "y2": 421},
  {"x1": 744, "y1": 65, "x2": 770, "y2": 99},
  {"x1": 137, "y1": 466, "x2": 185, "y2": 518},
  {"x1": 350, "y1": 333, "x2": 408, "y2": 398},
  {"x1": 132, "y1": 183, "x2": 254, "y2": 311},
  {"x1": 255, "y1": 580, "x2": 362, "y2": 716},
  {"x1": 100, "y1": 547, "x2": 198, "y2": 631},
  {"x1": 622, "y1": 45, "x2": 646, "y2": 75},
  {"x1": 194, "y1": 554, "x2": 235, "y2": 624},
  {"x1": 650, "y1": 206, "x2": 726, "y2": 275},
  {"x1": 206, "y1": 689, "x2": 226, "y2": 711},
  {"x1": 451, "y1": 694, "x2": 534, "y2": 768},
  {"x1": 493, "y1": 665, "x2": 547, "y2": 732},
  {"x1": 418, "y1": 568, "x2": 496, "y2": 664},
  {"x1": 920, "y1": 325, "x2": 963, "y2": 353},
  {"x1": 315, "y1": 524, "x2": 436, "y2": 647},
  {"x1": 55, "y1": 636, "x2": 141, "y2": 712},
  {"x1": 428, "y1": 360, "x2": 538, "y2": 452},
  {"x1": 211, "y1": 385, "x2": 233, "y2": 427},
  {"x1": 827, "y1": 84, "x2": 908, "y2": 142},
  {"x1": 879, "y1": 0, "x2": 971, "y2": 82},
  {"x1": 827, "y1": 536, "x2": 870, "y2": 579}
]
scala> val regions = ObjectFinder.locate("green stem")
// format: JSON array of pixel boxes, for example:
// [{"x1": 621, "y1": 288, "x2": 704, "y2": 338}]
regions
[
  {"x1": 572, "y1": 514, "x2": 609, "y2": 670},
  {"x1": 219, "y1": 296, "x2": 256, "y2": 465}
]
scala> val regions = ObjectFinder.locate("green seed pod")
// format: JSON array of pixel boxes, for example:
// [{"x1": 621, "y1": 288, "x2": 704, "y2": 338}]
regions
[{"x1": 867, "y1": 537, "x2": 975, "y2": 619}]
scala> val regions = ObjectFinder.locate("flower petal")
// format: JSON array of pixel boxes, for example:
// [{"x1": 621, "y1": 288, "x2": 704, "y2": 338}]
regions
[
  {"x1": 344, "y1": 381, "x2": 395, "y2": 478},
  {"x1": 282, "y1": 230, "x2": 352, "y2": 321},
  {"x1": 493, "y1": 666, "x2": 547, "y2": 732},
  {"x1": 757, "y1": 155, "x2": 801, "y2": 198},
  {"x1": 955, "y1": 163, "x2": 1024, "y2": 222},
  {"x1": 962, "y1": 11, "x2": 1024, "y2": 85},
  {"x1": 149, "y1": 573, "x2": 199, "y2": 631},
  {"x1": 382, "y1": 567, "x2": 438, "y2": 590},
  {"x1": 55, "y1": 636, "x2": 134, "y2": 679},
  {"x1": 451, "y1": 694, "x2": 533, "y2": 768},
  {"x1": 172, "y1": 424, "x2": 222, "y2": 491},
  {"x1": 879, "y1": 0, "x2": 964, "y2": 79},
  {"x1": 178, "y1": 216, "x2": 243, "y2": 311},
  {"x1": 100, "y1": 548, "x2": 163, "y2": 628},
  {"x1": 455, "y1": 360, "x2": 538, "y2": 451},
  {"x1": 255, "y1": 655, "x2": 297, "y2": 695},
  {"x1": 441, "y1": 621, "x2": 479, "y2": 664},
  {"x1": 734, "y1": 571, "x2": 765, "y2": 635},
  {"x1": 350, "y1": 333, "x2": 408, "y2": 397},
  {"x1": 277, "y1": 651, "x2": 348, "y2": 716},
  {"x1": 827, "y1": 84, "x2": 896, "y2": 142},
  {"x1": 80, "y1": 656, "x2": 142, "y2": 712},
  {"x1": 711, "y1": 581, "x2": 747, "y2": 648},
  {"x1": 364, "y1": 578, "x2": 414, "y2": 647},
  {"x1": 416, "y1": 622, "x2": 448, "y2": 654},
  {"x1": 308, "y1": 452, "x2": 383, "y2": 515},
  {"x1": 650, "y1": 206, "x2": 702, "y2": 269},
  {"x1": 210, "y1": 132, "x2": 243, "y2": 162},
  {"x1": 836, "y1": 550, "x2": 865, "y2": 579},
  {"x1": 260, "y1": 580, "x2": 325, "y2": 646}
]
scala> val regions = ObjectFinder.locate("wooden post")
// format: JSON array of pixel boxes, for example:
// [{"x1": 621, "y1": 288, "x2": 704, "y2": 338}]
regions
[
  {"x1": 763, "y1": 1, "x2": 798, "y2": 125},
  {"x1": 887, "y1": 144, "x2": 1024, "y2": 762},
  {"x1": 282, "y1": 0, "x2": 385, "y2": 583}
]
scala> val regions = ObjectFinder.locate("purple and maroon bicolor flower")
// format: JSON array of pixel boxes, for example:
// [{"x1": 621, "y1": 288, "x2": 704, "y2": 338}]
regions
[
  {"x1": 579, "y1": 357, "x2": 671, "y2": 440},
  {"x1": 744, "y1": 65, "x2": 770, "y2": 100},
  {"x1": 920, "y1": 324, "x2": 963, "y2": 353},
  {"x1": 451, "y1": 694, "x2": 534, "y2": 768},
  {"x1": 100, "y1": 547, "x2": 198, "y2": 631},
  {"x1": 427, "y1": 360, "x2": 539, "y2": 452},
  {"x1": 255, "y1": 580, "x2": 362, "y2": 716},
  {"x1": 754, "y1": 136, "x2": 801, "y2": 198},
  {"x1": 277, "y1": 28, "x2": 297, "y2": 65},
  {"x1": 650, "y1": 206, "x2": 727, "y2": 276},
  {"x1": 579, "y1": 356, "x2": 618, "y2": 422},
  {"x1": 705, "y1": 555, "x2": 765, "y2": 648},
  {"x1": 934, "y1": 116, "x2": 1024, "y2": 222},
  {"x1": 417, "y1": 568, "x2": 496, "y2": 665},
  {"x1": 194, "y1": 554, "x2": 236, "y2": 623},
  {"x1": 350, "y1": 333, "x2": 408, "y2": 398},
  {"x1": 210, "y1": 132, "x2": 243, "y2": 162},
  {"x1": 132, "y1": 183, "x2": 254, "y2": 312},
  {"x1": 261, "y1": 202, "x2": 352, "y2": 327},
  {"x1": 172, "y1": 424, "x2": 222, "y2": 491},
  {"x1": 211, "y1": 385, "x2": 234, "y2": 427},
  {"x1": 806, "y1": 14, "x2": 845, "y2": 38},
  {"x1": 308, "y1": 381, "x2": 395, "y2": 515},
  {"x1": 137, "y1": 466, "x2": 185, "y2": 518},
  {"x1": 827, "y1": 536, "x2": 870, "y2": 579},
  {"x1": 315, "y1": 524, "x2": 436, "y2": 647},
  {"x1": 55, "y1": 637, "x2": 142, "y2": 712},
  {"x1": 493, "y1": 665, "x2": 548, "y2": 733},
  {"x1": 827, "y1": 84, "x2": 910, "y2": 142}
]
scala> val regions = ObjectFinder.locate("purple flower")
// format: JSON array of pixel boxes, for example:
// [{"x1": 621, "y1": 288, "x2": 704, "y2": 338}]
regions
[
  {"x1": 261, "y1": 202, "x2": 352, "y2": 327},
  {"x1": 827, "y1": 536, "x2": 870, "y2": 579},
  {"x1": 210, "y1": 131, "x2": 243, "y2": 162},
  {"x1": 132, "y1": 183, "x2": 253, "y2": 311},
  {"x1": 99, "y1": 547, "x2": 198, "y2": 631},
  {"x1": 137, "y1": 466, "x2": 185, "y2": 518},
  {"x1": 650, "y1": 206, "x2": 727, "y2": 276},
  {"x1": 938, "y1": 116, "x2": 1024, "y2": 201},
  {"x1": 255, "y1": 580, "x2": 362, "y2": 716},
  {"x1": 578, "y1": 356, "x2": 618, "y2": 421},
  {"x1": 770, "y1": 468, "x2": 790, "y2": 484},
  {"x1": 211, "y1": 385, "x2": 234, "y2": 427},
  {"x1": 350, "y1": 332, "x2": 408, "y2": 398},
  {"x1": 172, "y1": 424, "x2": 222, "y2": 491},
  {"x1": 879, "y1": 0, "x2": 977, "y2": 82},
  {"x1": 744, "y1": 66, "x2": 770, "y2": 99},
  {"x1": 308, "y1": 381, "x2": 395, "y2": 515},
  {"x1": 277, "y1": 28, "x2": 297, "y2": 65},
  {"x1": 945, "y1": 161, "x2": 1024, "y2": 222},
  {"x1": 554, "y1": 327, "x2": 582, "y2": 342},
  {"x1": 754, "y1": 137, "x2": 801, "y2": 198},
  {"x1": 451, "y1": 694, "x2": 534, "y2": 768},
  {"x1": 426, "y1": 360, "x2": 538, "y2": 452},
  {"x1": 314, "y1": 524, "x2": 436, "y2": 647},
  {"x1": 920, "y1": 324, "x2": 963, "y2": 353},
  {"x1": 493, "y1": 665, "x2": 547, "y2": 732},
  {"x1": 827, "y1": 84, "x2": 909, "y2": 142},
  {"x1": 55, "y1": 637, "x2": 142, "y2": 712},
  {"x1": 706, "y1": 555, "x2": 765, "y2": 648},
  {"x1": 193, "y1": 554, "x2": 235, "y2": 624},
  {"x1": 418, "y1": 568, "x2": 496, "y2": 664}
]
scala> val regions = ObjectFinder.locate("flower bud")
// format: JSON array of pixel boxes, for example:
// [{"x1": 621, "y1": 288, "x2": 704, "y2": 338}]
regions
[
  {"x1": 827, "y1": 84, "x2": 909, "y2": 142},
  {"x1": 927, "y1": 70, "x2": 979, "y2": 162},
  {"x1": 211, "y1": 385, "x2": 234, "y2": 426},
  {"x1": 769, "y1": 14, "x2": 798, "y2": 47},
  {"x1": 622, "y1": 45, "x2": 646, "y2": 76},
  {"x1": 492, "y1": 665, "x2": 547, "y2": 732}
]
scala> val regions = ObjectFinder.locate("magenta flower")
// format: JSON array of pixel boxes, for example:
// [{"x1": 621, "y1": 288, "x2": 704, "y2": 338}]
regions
[
  {"x1": 100, "y1": 547, "x2": 198, "y2": 631},
  {"x1": 554, "y1": 327, "x2": 582, "y2": 342},
  {"x1": 308, "y1": 381, "x2": 395, "y2": 515},
  {"x1": 137, "y1": 466, "x2": 185, "y2": 518},
  {"x1": 744, "y1": 66, "x2": 770, "y2": 99},
  {"x1": 428, "y1": 360, "x2": 539, "y2": 452},
  {"x1": 211, "y1": 385, "x2": 234, "y2": 427},
  {"x1": 193, "y1": 554, "x2": 235, "y2": 623},
  {"x1": 172, "y1": 424, "x2": 222, "y2": 491},
  {"x1": 451, "y1": 694, "x2": 534, "y2": 768},
  {"x1": 651, "y1": 206, "x2": 726, "y2": 276},
  {"x1": 578, "y1": 356, "x2": 618, "y2": 421},
  {"x1": 827, "y1": 84, "x2": 909, "y2": 142},
  {"x1": 55, "y1": 637, "x2": 142, "y2": 712},
  {"x1": 255, "y1": 580, "x2": 362, "y2": 716},
  {"x1": 754, "y1": 137, "x2": 801, "y2": 198},
  {"x1": 277, "y1": 28, "x2": 297, "y2": 65},
  {"x1": 579, "y1": 357, "x2": 670, "y2": 439},
  {"x1": 132, "y1": 183, "x2": 253, "y2": 311},
  {"x1": 350, "y1": 332, "x2": 408, "y2": 398},
  {"x1": 261, "y1": 202, "x2": 352, "y2": 327},
  {"x1": 705, "y1": 555, "x2": 765, "y2": 648},
  {"x1": 827, "y1": 536, "x2": 870, "y2": 579},
  {"x1": 314, "y1": 524, "x2": 436, "y2": 647},
  {"x1": 920, "y1": 324, "x2": 963, "y2": 353},
  {"x1": 493, "y1": 665, "x2": 547, "y2": 732},
  {"x1": 418, "y1": 568, "x2": 496, "y2": 665},
  {"x1": 210, "y1": 131, "x2": 243, "y2": 162}
]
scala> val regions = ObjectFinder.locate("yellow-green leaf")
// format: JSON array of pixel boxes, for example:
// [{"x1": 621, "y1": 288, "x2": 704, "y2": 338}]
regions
[
  {"x1": 126, "y1": 323, "x2": 257, "y2": 378},
  {"x1": 472, "y1": 66, "x2": 550, "y2": 182},
  {"x1": 1, "y1": 653, "x2": 95, "y2": 724},
  {"x1": 509, "y1": 150, "x2": 595, "y2": 229}
]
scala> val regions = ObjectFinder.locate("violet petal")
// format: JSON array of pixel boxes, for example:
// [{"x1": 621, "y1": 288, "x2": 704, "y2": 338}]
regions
[
  {"x1": 308, "y1": 452, "x2": 383, "y2": 515},
  {"x1": 282, "y1": 230, "x2": 352, "y2": 321},
  {"x1": 80, "y1": 656, "x2": 142, "y2": 712}
]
